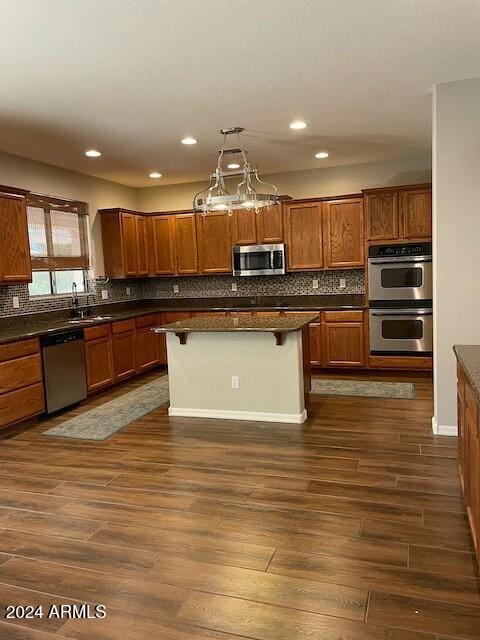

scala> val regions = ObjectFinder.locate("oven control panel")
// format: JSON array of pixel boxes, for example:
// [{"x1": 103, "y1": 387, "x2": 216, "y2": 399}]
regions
[{"x1": 368, "y1": 242, "x2": 432, "y2": 258}]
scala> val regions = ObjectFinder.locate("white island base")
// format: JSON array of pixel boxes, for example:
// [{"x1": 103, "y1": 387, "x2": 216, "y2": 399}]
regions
[{"x1": 166, "y1": 329, "x2": 309, "y2": 424}]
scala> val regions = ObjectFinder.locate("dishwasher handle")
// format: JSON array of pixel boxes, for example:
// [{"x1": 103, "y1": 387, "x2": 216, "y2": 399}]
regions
[{"x1": 40, "y1": 329, "x2": 84, "y2": 348}]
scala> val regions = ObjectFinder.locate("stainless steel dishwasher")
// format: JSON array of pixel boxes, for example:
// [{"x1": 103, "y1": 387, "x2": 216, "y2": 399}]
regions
[{"x1": 41, "y1": 329, "x2": 87, "y2": 414}]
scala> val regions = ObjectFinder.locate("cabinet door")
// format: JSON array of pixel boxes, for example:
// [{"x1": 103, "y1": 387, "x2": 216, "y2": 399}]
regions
[
  {"x1": 309, "y1": 322, "x2": 322, "y2": 366},
  {"x1": 85, "y1": 337, "x2": 114, "y2": 393},
  {"x1": 0, "y1": 194, "x2": 32, "y2": 283},
  {"x1": 151, "y1": 215, "x2": 175, "y2": 275},
  {"x1": 174, "y1": 213, "x2": 199, "y2": 274},
  {"x1": 135, "y1": 216, "x2": 149, "y2": 276},
  {"x1": 112, "y1": 331, "x2": 137, "y2": 381},
  {"x1": 284, "y1": 202, "x2": 324, "y2": 270},
  {"x1": 232, "y1": 209, "x2": 257, "y2": 245},
  {"x1": 136, "y1": 327, "x2": 159, "y2": 371},
  {"x1": 322, "y1": 322, "x2": 365, "y2": 367},
  {"x1": 365, "y1": 192, "x2": 399, "y2": 241},
  {"x1": 400, "y1": 187, "x2": 432, "y2": 239},
  {"x1": 121, "y1": 213, "x2": 139, "y2": 276},
  {"x1": 197, "y1": 211, "x2": 232, "y2": 274},
  {"x1": 256, "y1": 203, "x2": 284, "y2": 243},
  {"x1": 323, "y1": 198, "x2": 364, "y2": 268}
]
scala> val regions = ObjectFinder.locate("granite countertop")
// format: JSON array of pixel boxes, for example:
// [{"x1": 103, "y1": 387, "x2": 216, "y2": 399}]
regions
[
  {"x1": 454, "y1": 345, "x2": 480, "y2": 401},
  {"x1": 153, "y1": 313, "x2": 319, "y2": 333},
  {"x1": 0, "y1": 294, "x2": 365, "y2": 345}
]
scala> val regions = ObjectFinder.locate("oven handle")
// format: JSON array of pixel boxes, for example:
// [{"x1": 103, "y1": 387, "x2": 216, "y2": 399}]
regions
[
  {"x1": 370, "y1": 309, "x2": 433, "y2": 316},
  {"x1": 369, "y1": 256, "x2": 432, "y2": 264}
]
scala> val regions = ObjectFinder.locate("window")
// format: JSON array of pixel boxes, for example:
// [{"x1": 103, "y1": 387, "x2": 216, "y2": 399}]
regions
[{"x1": 26, "y1": 194, "x2": 90, "y2": 296}]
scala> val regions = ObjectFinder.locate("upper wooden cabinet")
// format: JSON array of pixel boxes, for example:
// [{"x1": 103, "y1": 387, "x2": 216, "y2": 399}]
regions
[
  {"x1": 232, "y1": 203, "x2": 284, "y2": 245},
  {"x1": 0, "y1": 188, "x2": 32, "y2": 283},
  {"x1": 100, "y1": 209, "x2": 149, "y2": 278},
  {"x1": 400, "y1": 186, "x2": 432, "y2": 239},
  {"x1": 197, "y1": 210, "x2": 232, "y2": 274},
  {"x1": 284, "y1": 201, "x2": 324, "y2": 270},
  {"x1": 364, "y1": 184, "x2": 431, "y2": 242},
  {"x1": 323, "y1": 197, "x2": 364, "y2": 269},
  {"x1": 173, "y1": 213, "x2": 199, "y2": 274},
  {"x1": 149, "y1": 212, "x2": 198, "y2": 276}
]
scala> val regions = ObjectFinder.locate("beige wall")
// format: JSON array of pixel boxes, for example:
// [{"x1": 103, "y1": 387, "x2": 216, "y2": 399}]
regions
[
  {"x1": 0, "y1": 150, "x2": 138, "y2": 275},
  {"x1": 433, "y1": 77, "x2": 480, "y2": 434},
  {"x1": 137, "y1": 156, "x2": 432, "y2": 212}
]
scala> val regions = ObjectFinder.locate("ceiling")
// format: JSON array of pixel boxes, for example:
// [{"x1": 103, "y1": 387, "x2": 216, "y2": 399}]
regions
[{"x1": 0, "y1": 0, "x2": 479, "y2": 188}]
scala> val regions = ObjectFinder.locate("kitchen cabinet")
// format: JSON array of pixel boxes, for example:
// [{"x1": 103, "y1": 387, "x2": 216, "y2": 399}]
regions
[
  {"x1": 150, "y1": 215, "x2": 175, "y2": 275},
  {"x1": 0, "y1": 188, "x2": 32, "y2": 283},
  {"x1": 112, "y1": 320, "x2": 137, "y2": 381},
  {"x1": 135, "y1": 314, "x2": 159, "y2": 371},
  {"x1": 197, "y1": 210, "x2": 232, "y2": 274},
  {"x1": 173, "y1": 213, "x2": 199, "y2": 274},
  {"x1": 323, "y1": 197, "x2": 364, "y2": 269},
  {"x1": 284, "y1": 201, "x2": 324, "y2": 270},
  {"x1": 322, "y1": 310, "x2": 365, "y2": 368},
  {"x1": 84, "y1": 325, "x2": 115, "y2": 393},
  {"x1": 457, "y1": 363, "x2": 480, "y2": 570},
  {"x1": 232, "y1": 209, "x2": 258, "y2": 245},
  {"x1": 100, "y1": 209, "x2": 150, "y2": 278},
  {"x1": 232, "y1": 203, "x2": 284, "y2": 246},
  {"x1": 0, "y1": 338, "x2": 44, "y2": 430},
  {"x1": 309, "y1": 322, "x2": 322, "y2": 366},
  {"x1": 364, "y1": 184, "x2": 431, "y2": 242}
]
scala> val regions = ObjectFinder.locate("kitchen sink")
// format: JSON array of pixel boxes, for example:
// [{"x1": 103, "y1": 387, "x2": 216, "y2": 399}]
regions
[{"x1": 68, "y1": 315, "x2": 113, "y2": 324}]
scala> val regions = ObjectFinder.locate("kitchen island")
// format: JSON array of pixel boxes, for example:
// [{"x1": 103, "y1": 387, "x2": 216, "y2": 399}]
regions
[{"x1": 153, "y1": 314, "x2": 317, "y2": 424}]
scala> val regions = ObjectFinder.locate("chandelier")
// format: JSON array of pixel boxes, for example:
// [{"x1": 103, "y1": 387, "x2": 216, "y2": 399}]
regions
[{"x1": 193, "y1": 127, "x2": 278, "y2": 216}]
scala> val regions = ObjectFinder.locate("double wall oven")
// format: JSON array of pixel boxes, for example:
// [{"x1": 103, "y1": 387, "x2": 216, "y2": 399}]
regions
[{"x1": 368, "y1": 242, "x2": 432, "y2": 356}]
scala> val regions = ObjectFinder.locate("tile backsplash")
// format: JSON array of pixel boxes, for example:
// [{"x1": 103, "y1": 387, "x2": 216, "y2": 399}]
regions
[{"x1": 0, "y1": 269, "x2": 364, "y2": 318}]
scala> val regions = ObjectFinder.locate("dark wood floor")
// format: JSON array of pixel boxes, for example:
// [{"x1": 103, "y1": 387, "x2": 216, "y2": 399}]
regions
[{"x1": 0, "y1": 368, "x2": 477, "y2": 640}]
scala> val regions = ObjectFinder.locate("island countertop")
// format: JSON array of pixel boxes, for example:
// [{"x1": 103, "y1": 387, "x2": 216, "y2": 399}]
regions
[{"x1": 153, "y1": 313, "x2": 319, "y2": 333}]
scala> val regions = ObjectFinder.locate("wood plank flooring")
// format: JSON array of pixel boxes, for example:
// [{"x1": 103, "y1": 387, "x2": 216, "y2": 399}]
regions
[{"x1": 0, "y1": 368, "x2": 477, "y2": 640}]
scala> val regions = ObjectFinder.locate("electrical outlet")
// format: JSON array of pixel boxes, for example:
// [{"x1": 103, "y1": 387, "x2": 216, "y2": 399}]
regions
[
  {"x1": 339, "y1": 278, "x2": 346, "y2": 289},
  {"x1": 101, "y1": 290, "x2": 109, "y2": 300},
  {"x1": 312, "y1": 279, "x2": 319, "y2": 289},
  {"x1": 231, "y1": 376, "x2": 240, "y2": 389},
  {"x1": 173, "y1": 284, "x2": 179, "y2": 293},
  {"x1": 12, "y1": 296, "x2": 19, "y2": 309},
  {"x1": 231, "y1": 282, "x2": 238, "y2": 292},
  {"x1": 126, "y1": 286, "x2": 131, "y2": 296}
]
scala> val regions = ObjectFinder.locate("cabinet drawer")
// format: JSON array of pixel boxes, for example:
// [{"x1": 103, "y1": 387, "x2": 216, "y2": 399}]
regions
[
  {"x1": 112, "y1": 319, "x2": 135, "y2": 334},
  {"x1": 0, "y1": 354, "x2": 42, "y2": 395},
  {"x1": 0, "y1": 338, "x2": 39, "y2": 363},
  {"x1": 323, "y1": 310, "x2": 363, "y2": 323},
  {"x1": 84, "y1": 324, "x2": 111, "y2": 341},
  {"x1": 0, "y1": 383, "x2": 44, "y2": 429},
  {"x1": 135, "y1": 314, "x2": 159, "y2": 328}
]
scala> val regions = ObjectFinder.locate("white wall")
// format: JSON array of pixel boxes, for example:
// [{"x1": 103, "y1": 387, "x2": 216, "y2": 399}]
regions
[
  {"x1": 138, "y1": 156, "x2": 431, "y2": 212},
  {"x1": 433, "y1": 77, "x2": 480, "y2": 434},
  {"x1": 0, "y1": 150, "x2": 138, "y2": 275}
]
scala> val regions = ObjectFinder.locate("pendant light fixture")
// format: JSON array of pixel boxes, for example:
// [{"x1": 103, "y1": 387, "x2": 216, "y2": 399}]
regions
[{"x1": 193, "y1": 127, "x2": 278, "y2": 216}]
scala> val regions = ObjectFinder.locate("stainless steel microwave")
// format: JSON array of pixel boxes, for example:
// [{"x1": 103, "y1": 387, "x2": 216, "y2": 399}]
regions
[{"x1": 232, "y1": 244, "x2": 286, "y2": 277}]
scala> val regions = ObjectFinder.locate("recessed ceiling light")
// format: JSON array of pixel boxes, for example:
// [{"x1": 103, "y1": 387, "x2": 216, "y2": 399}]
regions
[
  {"x1": 148, "y1": 172, "x2": 162, "y2": 179},
  {"x1": 289, "y1": 121, "x2": 307, "y2": 130},
  {"x1": 315, "y1": 151, "x2": 329, "y2": 159},
  {"x1": 181, "y1": 137, "x2": 197, "y2": 145},
  {"x1": 227, "y1": 163, "x2": 240, "y2": 169},
  {"x1": 85, "y1": 149, "x2": 101, "y2": 157}
]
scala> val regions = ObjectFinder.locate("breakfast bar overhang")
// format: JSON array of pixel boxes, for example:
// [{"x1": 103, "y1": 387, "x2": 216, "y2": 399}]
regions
[{"x1": 153, "y1": 314, "x2": 317, "y2": 424}]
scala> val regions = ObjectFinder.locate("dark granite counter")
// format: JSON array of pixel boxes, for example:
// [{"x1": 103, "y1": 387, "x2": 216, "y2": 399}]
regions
[
  {"x1": 153, "y1": 313, "x2": 319, "y2": 334},
  {"x1": 454, "y1": 345, "x2": 480, "y2": 402},
  {"x1": 0, "y1": 294, "x2": 365, "y2": 345}
]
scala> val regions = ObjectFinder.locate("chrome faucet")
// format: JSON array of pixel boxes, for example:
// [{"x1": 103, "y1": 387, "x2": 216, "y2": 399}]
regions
[{"x1": 71, "y1": 282, "x2": 80, "y2": 318}]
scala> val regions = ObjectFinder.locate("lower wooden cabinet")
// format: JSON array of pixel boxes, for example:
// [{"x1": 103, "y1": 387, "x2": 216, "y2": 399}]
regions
[
  {"x1": 135, "y1": 315, "x2": 160, "y2": 372},
  {"x1": 0, "y1": 337, "x2": 44, "y2": 430},
  {"x1": 309, "y1": 322, "x2": 323, "y2": 366},
  {"x1": 84, "y1": 335, "x2": 115, "y2": 393},
  {"x1": 112, "y1": 322, "x2": 137, "y2": 381},
  {"x1": 457, "y1": 364, "x2": 480, "y2": 569},
  {"x1": 322, "y1": 321, "x2": 365, "y2": 367}
]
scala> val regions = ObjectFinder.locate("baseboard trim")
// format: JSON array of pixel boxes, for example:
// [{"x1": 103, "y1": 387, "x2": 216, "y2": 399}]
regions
[
  {"x1": 432, "y1": 416, "x2": 457, "y2": 436},
  {"x1": 168, "y1": 407, "x2": 307, "y2": 424}
]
